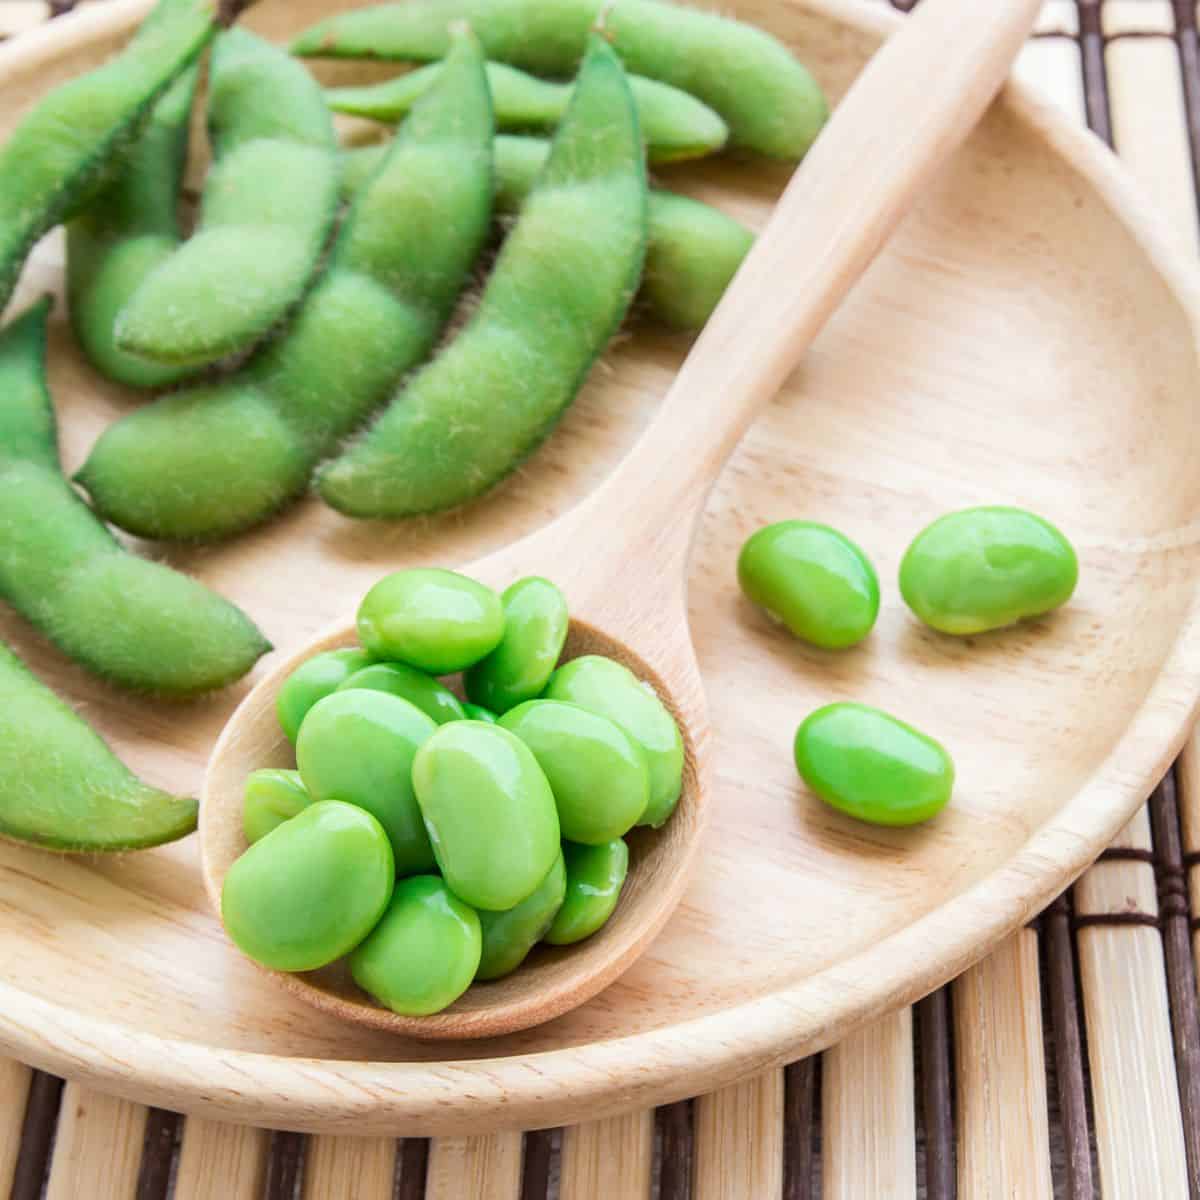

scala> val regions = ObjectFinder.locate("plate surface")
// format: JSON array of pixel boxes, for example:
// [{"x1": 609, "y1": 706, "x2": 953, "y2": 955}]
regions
[{"x1": 2, "y1": 0, "x2": 1199, "y2": 1136}]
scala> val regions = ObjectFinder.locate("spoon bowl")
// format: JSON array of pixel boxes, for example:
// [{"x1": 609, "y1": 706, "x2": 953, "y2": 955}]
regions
[
  {"x1": 201, "y1": 0, "x2": 1041, "y2": 1038},
  {"x1": 201, "y1": 609, "x2": 706, "y2": 1039}
]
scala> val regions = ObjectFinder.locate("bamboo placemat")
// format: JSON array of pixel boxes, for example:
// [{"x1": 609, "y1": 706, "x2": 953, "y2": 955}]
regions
[{"x1": 2, "y1": 0, "x2": 1200, "y2": 1196}]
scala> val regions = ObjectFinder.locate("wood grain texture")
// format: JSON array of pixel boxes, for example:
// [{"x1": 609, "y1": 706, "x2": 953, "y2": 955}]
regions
[
  {"x1": 0, "y1": 1058, "x2": 32, "y2": 1198},
  {"x1": 0, "y1": 0, "x2": 1198, "y2": 1134},
  {"x1": 45, "y1": 1084, "x2": 147, "y2": 1200},
  {"x1": 1075, "y1": 811, "x2": 1190, "y2": 1199},
  {"x1": 174, "y1": 1119, "x2": 270, "y2": 1200},
  {"x1": 821, "y1": 1010, "x2": 916, "y2": 1199},
  {"x1": 953, "y1": 931, "x2": 1053, "y2": 1199},
  {"x1": 693, "y1": 1072, "x2": 784, "y2": 1200},
  {"x1": 425, "y1": 1134, "x2": 522, "y2": 1200},
  {"x1": 302, "y1": 1135, "x2": 396, "y2": 1200},
  {"x1": 559, "y1": 1111, "x2": 652, "y2": 1200}
]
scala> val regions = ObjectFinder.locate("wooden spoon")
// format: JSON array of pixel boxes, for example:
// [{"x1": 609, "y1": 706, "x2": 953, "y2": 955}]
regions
[{"x1": 201, "y1": 0, "x2": 1044, "y2": 1040}]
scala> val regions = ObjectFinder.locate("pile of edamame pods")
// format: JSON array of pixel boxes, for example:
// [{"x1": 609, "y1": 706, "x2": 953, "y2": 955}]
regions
[
  {"x1": 0, "y1": 0, "x2": 825, "y2": 855},
  {"x1": 223, "y1": 569, "x2": 684, "y2": 1014},
  {"x1": 739, "y1": 510, "x2": 1080, "y2": 827}
]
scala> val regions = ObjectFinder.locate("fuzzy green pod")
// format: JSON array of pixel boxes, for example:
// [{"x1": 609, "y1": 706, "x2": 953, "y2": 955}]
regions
[
  {"x1": 0, "y1": 301, "x2": 268, "y2": 694},
  {"x1": 78, "y1": 28, "x2": 494, "y2": 540},
  {"x1": 476, "y1": 851, "x2": 566, "y2": 981},
  {"x1": 319, "y1": 35, "x2": 647, "y2": 517},
  {"x1": 276, "y1": 647, "x2": 374, "y2": 742},
  {"x1": 544, "y1": 655, "x2": 682, "y2": 828},
  {"x1": 412, "y1": 722, "x2": 561, "y2": 911},
  {"x1": 900, "y1": 507, "x2": 1079, "y2": 635},
  {"x1": 221, "y1": 800, "x2": 395, "y2": 972},
  {"x1": 544, "y1": 838, "x2": 629, "y2": 945},
  {"x1": 794, "y1": 703, "x2": 955, "y2": 827},
  {"x1": 464, "y1": 576, "x2": 568, "y2": 714},
  {"x1": 242, "y1": 769, "x2": 312, "y2": 844},
  {"x1": 0, "y1": 642, "x2": 197, "y2": 851},
  {"x1": 293, "y1": 0, "x2": 827, "y2": 159},
  {"x1": 342, "y1": 135, "x2": 753, "y2": 330},
  {"x1": 350, "y1": 875, "x2": 481, "y2": 1015},
  {"x1": 114, "y1": 28, "x2": 338, "y2": 367},
  {"x1": 462, "y1": 702, "x2": 498, "y2": 723},
  {"x1": 0, "y1": 0, "x2": 242, "y2": 315},
  {"x1": 327, "y1": 60, "x2": 726, "y2": 163},
  {"x1": 66, "y1": 66, "x2": 200, "y2": 390}
]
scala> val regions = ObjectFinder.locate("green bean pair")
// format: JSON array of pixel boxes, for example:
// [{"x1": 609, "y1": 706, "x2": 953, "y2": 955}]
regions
[
  {"x1": 0, "y1": 300, "x2": 269, "y2": 694},
  {"x1": 0, "y1": 0, "x2": 251, "y2": 315},
  {"x1": 112, "y1": 28, "x2": 340, "y2": 368},
  {"x1": 318, "y1": 35, "x2": 648, "y2": 518},
  {"x1": 341, "y1": 134, "x2": 754, "y2": 331},
  {"x1": 0, "y1": 642, "x2": 197, "y2": 851},
  {"x1": 327, "y1": 59, "x2": 727, "y2": 163},
  {"x1": 293, "y1": 0, "x2": 828, "y2": 159},
  {"x1": 78, "y1": 27, "x2": 494, "y2": 540}
]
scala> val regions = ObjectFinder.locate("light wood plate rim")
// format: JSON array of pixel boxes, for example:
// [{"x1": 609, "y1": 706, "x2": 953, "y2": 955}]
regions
[{"x1": 1, "y1": 0, "x2": 1199, "y2": 1135}]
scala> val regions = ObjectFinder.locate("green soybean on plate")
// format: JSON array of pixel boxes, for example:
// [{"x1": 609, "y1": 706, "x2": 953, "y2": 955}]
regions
[{"x1": 11, "y1": 0, "x2": 1200, "y2": 1138}]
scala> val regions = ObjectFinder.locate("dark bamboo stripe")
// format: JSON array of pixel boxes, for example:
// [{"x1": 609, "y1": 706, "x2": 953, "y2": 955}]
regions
[
  {"x1": 9, "y1": 1071, "x2": 63, "y2": 1200},
  {"x1": 1098, "y1": 847, "x2": 1157, "y2": 864},
  {"x1": 263, "y1": 1130, "x2": 306, "y2": 1200},
  {"x1": 782, "y1": 1057, "x2": 818, "y2": 1200},
  {"x1": 134, "y1": 1108, "x2": 180, "y2": 1200},
  {"x1": 1174, "y1": 0, "x2": 1200, "y2": 250},
  {"x1": 47, "y1": 1, "x2": 78, "y2": 17},
  {"x1": 394, "y1": 1138, "x2": 429, "y2": 1200},
  {"x1": 655, "y1": 1099, "x2": 693, "y2": 1200},
  {"x1": 519, "y1": 1129, "x2": 554, "y2": 1200},
  {"x1": 917, "y1": 988, "x2": 955, "y2": 1200},
  {"x1": 1077, "y1": 0, "x2": 1114, "y2": 144},
  {"x1": 1183, "y1": 850, "x2": 1200, "y2": 869},
  {"x1": 1044, "y1": 896, "x2": 1095, "y2": 1200},
  {"x1": 1150, "y1": 774, "x2": 1200, "y2": 1199},
  {"x1": 1073, "y1": 911, "x2": 1160, "y2": 929}
]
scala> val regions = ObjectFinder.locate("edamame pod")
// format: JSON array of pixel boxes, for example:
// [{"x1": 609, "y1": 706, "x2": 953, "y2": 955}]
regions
[
  {"x1": 900, "y1": 507, "x2": 1079, "y2": 635},
  {"x1": 243, "y1": 768, "x2": 312, "y2": 844},
  {"x1": 66, "y1": 66, "x2": 200, "y2": 390},
  {"x1": 0, "y1": 642, "x2": 197, "y2": 851},
  {"x1": 462, "y1": 702, "x2": 498, "y2": 723},
  {"x1": 276, "y1": 647, "x2": 374, "y2": 742},
  {"x1": 327, "y1": 60, "x2": 726, "y2": 163},
  {"x1": 115, "y1": 29, "x2": 339, "y2": 366},
  {"x1": 499, "y1": 700, "x2": 649, "y2": 843},
  {"x1": 464, "y1": 576, "x2": 568, "y2": 714},
  {"x1": 476, "y1": 851, "x2": 566, "y2": 981},
  {"x1": 0, "y1": 0, "x2": 245, "y2": 314},
  {"x1": 412, "y1": 722, "x2": 561, "y2": 911},
  {"x1": 0, "y1": 301, "x2": 269, "y2": 694},
  {"x1": 794, "y1": 703, "x2": 954, "y2": 827},
  {"x1": 544, "y1": 838, "x2": 629, "y2": 945},
  {"x1": 544, "y1": 655, "x2": 683, "y2": 828},
  {"x1": 341, "y1": 135, "x2": 753, "y2": 330},
  {"x1": 293, "y1": 0, "x2": 827, "y2": 159},
  {"x1": 79, "y1": 28, "x2": 493, "y2": 540},
  {"x1": 337, "y1": 661, "x2": 466, "y2": 725},
  {"x1": 296, "y1": 689, "x2": 439, "y2": 875},
  {"x1": 350, "y1": 875, "x2": 481, "y2": 1015},
  {"x1": 318, "y1": 35, "x2": 647, "y2": 517},
  {"x1": 221, "y1": 800, "x2": 395, "y2": 972}
]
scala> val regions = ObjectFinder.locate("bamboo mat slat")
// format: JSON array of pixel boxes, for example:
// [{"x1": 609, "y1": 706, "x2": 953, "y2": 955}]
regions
[
  {"x1": 173, "y1": 1119, "x2": 270, "y2": 1200},
  {"x1": 952, "y1": 932, "x2": 1053, "y2": 1199},
  {"x1": 821, "y1": 1009, "x2": 916, "y2": 1199},
  {"x1": 692, "y1": 1073, "x2": 784, "y2": 1200},
  {"x1": 4, "y1": 1, "x2": 1200, "y2": 1197},
  {"x1": 559, "y1": 1111, "x2": 652, "y2": 1199}
]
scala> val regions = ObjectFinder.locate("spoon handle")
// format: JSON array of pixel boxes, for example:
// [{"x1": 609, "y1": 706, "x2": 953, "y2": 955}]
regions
[{"x1": 562, "y1": 0, "x2": 1042, "y2": 578}]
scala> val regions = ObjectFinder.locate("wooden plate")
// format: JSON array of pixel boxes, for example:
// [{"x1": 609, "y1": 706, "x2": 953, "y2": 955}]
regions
[{"x1": 1, "y1": 0, "x2": 1199, "y2": 1137}]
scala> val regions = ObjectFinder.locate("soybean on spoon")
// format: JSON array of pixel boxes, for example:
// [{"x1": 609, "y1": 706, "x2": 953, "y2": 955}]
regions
[{"x1": 201, "y1": 0, "x2": 1042, "y2": 1039}]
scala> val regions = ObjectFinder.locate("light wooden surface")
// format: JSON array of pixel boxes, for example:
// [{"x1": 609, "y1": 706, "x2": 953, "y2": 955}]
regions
[
  {"x1": 692, "y1": 1073, "x2": 783, "y2": 1200},
  {"x1": 174, "y1": 1118, "x2": 270, "y2": 1200},
  {"x1": 44, "y1": 1085, "x2": 146, "y2": 1200},
  {"x1": 0, "y1": 1059, "x2": 30, "y2": 1198},
  {"x1": 559, "y1": 1111, "x2": 653, "y2": 1199},
  {"x1": 2, "y1": 0, "x2": 1200, "y2": 1139},
  {"x1": 424, "y1": 1134, "x2": 523, "y2": 1200}
]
